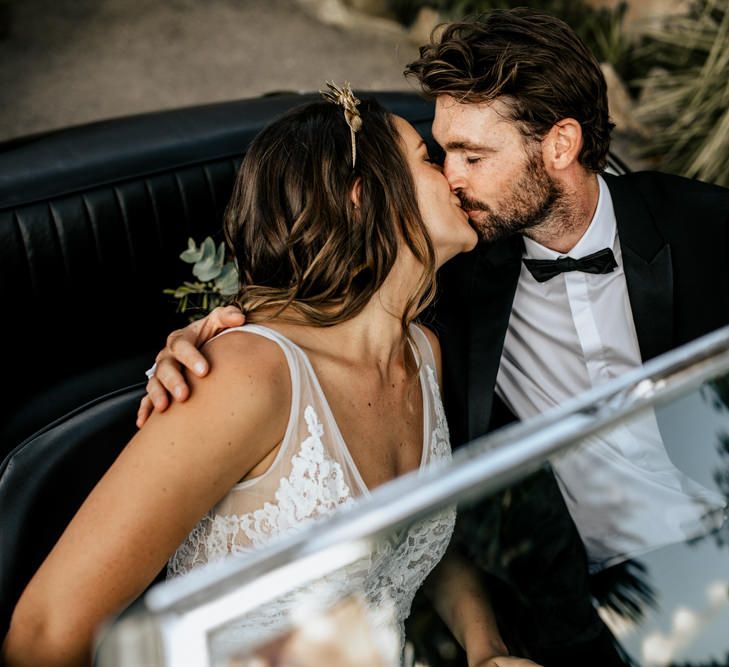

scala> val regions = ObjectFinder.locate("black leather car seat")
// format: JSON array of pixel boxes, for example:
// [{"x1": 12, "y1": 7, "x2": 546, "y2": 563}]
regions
[
  {"x1": 0, "y1": 92, "x2": 437, "y2": 460},
  {"x1": 0, "y1": 382, "x2": 162, "y2": 638}
]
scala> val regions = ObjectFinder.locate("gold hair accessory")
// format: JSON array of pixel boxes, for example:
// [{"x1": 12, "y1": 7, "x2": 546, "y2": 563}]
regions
[{"x1": 320, "y1": 81, "x2": 362, "y2": 168}]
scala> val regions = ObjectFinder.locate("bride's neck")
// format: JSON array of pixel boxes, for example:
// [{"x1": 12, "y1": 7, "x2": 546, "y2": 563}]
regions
[{"x1": 267, "y1": 254, "x2": 422, "y2": 370}]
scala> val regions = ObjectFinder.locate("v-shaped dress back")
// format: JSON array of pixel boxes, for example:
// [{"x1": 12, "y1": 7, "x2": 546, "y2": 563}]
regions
[{"x1": 167, "y1": 323, "x2": 455, "y2": 663}]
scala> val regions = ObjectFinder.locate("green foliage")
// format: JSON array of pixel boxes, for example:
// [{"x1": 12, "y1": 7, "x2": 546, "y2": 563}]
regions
[
  {"x1": 164, "y1": 237, "x2": 239, "y2": 321},
  {"x1": 635, "y1": 0, "x2": 729, "y2": 187}
]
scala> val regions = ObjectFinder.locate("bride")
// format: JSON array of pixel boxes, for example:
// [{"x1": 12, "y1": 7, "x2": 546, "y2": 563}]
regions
[{"x1": 3, "y1": 85, "x2": 538, "y2": 667}]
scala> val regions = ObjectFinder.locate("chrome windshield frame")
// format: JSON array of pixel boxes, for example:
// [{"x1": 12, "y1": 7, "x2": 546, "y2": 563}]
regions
[{"x1": 96, "y1": 324, "x2": 729, "y2": 666}]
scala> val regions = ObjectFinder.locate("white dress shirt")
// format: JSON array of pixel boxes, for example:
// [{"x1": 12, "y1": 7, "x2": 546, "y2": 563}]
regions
[{"x1": 496, "y1": 175, "x2": 725, "y2": 571}]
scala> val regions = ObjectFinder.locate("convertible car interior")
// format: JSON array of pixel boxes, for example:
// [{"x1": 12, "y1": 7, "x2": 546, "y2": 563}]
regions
[{"x1": 3, "y1": 91, "x2": 724, "y2": 667}]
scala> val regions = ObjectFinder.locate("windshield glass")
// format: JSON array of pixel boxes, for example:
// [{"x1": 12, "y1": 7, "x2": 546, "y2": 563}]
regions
[{"x1": 96, "y1": 329, "x2": 729, "y2": 667}]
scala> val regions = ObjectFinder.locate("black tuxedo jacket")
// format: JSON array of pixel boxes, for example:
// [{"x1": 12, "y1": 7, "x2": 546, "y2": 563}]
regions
[
  {"x1": 428, "y1": 171, "x2": 729, "y2": 664},
  {"x1": 435, "y1": 170, "x2": 729, "y2": 448}
]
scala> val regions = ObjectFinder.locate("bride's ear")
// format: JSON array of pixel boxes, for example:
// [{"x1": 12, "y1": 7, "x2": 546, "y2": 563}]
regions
[{"x1": 350, "y1": 178, "x2": 362, "y2": 210}]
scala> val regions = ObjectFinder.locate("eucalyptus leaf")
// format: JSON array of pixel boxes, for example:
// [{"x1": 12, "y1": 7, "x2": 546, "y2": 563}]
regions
[
  {"x1": 193, "y1": 237, "x2": 223, "y2": 281},
  {"x1": 180, "y1": 237, "x2": 204, "y2": 263},
  {"x1": 176, "y1": 285, "x2": 205, "y2": 298},
  {"x1": 166, "y1": 236, "x2": 237, "y2": 318},
  {"x1": 215, "y1": 261, "x2": 240, "y2": 296},
  {"x1": 202, "y1": 237, "x2": 216, "y2": 262}
]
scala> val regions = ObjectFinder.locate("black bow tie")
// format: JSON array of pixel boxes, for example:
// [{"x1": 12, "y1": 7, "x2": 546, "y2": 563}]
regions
[{"x1": 523, "y1": 247, "x2": 618, "y2": 283}]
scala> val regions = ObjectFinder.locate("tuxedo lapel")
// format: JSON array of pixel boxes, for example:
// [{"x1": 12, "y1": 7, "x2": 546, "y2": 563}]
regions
[
  {"x1": 461, "y1": 172, "x2": 675, "y2": 440},
  {"x1": 467, "y1": 236, "x2": 523, "y2": 441},
  {"x1": 604, "y1": 173, "x2": 674, "y2": 361}
]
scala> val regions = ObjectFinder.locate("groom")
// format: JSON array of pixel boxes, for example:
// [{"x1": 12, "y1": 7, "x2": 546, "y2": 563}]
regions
[{"x1": 139, "y1": 9, "x2": 729, "y2": 667}]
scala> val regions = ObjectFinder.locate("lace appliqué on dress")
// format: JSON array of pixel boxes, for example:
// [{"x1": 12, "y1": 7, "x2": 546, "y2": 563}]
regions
[
  {"x1": 239, "y1": 406, "x2": 355, "y2": 548},
  {"x1": 361, "y1": 364, "x2": 456, "y2": 661},
  {"x1": 426, "y1": 365, "x2": 451, "y2": 461},
  {"x1": 168, "y1": 405, "x2": 355, "y2": 578}
]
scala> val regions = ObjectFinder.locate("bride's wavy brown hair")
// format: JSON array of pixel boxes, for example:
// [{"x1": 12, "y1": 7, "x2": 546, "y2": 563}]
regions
[{"x1": 224, "y1": 98, "x2": 436, "y2": 336}]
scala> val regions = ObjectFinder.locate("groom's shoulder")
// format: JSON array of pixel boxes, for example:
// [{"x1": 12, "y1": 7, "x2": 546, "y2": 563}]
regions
[
  {"x1": 609, "y1": 170, "x2": 729, "y2": 213},
  {"x1": 440, "y1": 234, "x2": 521, "y2": 284},
  {"x1": 440, "y1": 236, "x2": 521, "y2": 276}
]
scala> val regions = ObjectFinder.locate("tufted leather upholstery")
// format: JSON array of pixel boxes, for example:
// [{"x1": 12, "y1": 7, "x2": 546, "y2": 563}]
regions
[{"x1": 0, "y1": 92, "x2": 437, "y2": 460}]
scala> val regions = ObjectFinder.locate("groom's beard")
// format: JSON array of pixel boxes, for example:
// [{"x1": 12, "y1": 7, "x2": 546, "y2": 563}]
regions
[{"x1": 459, "y1": 151, "x2": 566, "y2": 243}]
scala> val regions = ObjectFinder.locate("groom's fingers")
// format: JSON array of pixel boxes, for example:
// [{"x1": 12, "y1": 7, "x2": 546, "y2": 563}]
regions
[
  {"x1": 136, "y1": 378, "x2": 168, "y2": 427},
  {"x1": 149, "y1": 306, "x2": 247, "y2": 408},
  {"x1": 146, "y1": 375, "x2": 173, "y2": 411},
  {"x1": 164, "y1": 306, "x2": 246, "y2": 373},
  {"x1": 480, "y1": 658, "x2": 542, "y2": 667},
  {"x1": 136, "y1": 395, "x2": 154, "y2": 429},
  {"x1": 193, "y1": 306, "x2": 246, "y2": 349},
  {"x1": 212, "y1": 305, "x2": 246, "y2": 330},
  {"x1": 153, "y1": 353, "x2": 192, "y2": 401},
  {"x1": 165, "y1": 329, "x2": 209, "y2": 377},
  {"x1": 164, "y1": 305, "x2": 246, "y2": 379}
]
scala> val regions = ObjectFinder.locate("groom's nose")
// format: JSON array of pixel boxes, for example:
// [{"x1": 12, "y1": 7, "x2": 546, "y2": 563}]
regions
[{"x1": 442, "y1": 154, "x2": 465, "y2": 192}]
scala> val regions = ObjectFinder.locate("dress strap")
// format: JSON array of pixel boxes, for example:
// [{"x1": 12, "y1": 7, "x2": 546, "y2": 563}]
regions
[
  {"x1": 212, "y1": 324, "x2": 303, "y2": 458},
  {"x1": 214, "y1": 324, "x2": 300, "y2": 359},
  {"x1": 408, "y1": 323, "x2": 437, "y2": 373}
]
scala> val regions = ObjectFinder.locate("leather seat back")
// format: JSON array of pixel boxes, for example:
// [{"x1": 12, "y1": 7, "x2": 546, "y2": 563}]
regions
[
  {"x1": 0, "y1": 92, "x2": 436, "y2": 458},
  {"x1": 0, "y1": 383, "x2": 150, "y2": 637}
]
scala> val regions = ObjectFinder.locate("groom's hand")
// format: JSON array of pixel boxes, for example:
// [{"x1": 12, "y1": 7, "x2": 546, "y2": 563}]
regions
[
  {"x1": 136, "y1": 305, "x2": 245, "y2": 427},
  {"x1": 473, "y1": 658, "x2": 542, "y2": 667}
]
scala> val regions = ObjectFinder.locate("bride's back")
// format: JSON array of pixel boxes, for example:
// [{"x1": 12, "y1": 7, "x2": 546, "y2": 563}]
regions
[{"x1": 168, "y1": 322, "x2": 454, "y2": 663}]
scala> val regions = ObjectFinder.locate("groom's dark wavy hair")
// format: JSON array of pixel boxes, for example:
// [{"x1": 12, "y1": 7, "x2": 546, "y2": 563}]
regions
[
  {"x1": 224, "y1": 98, "x2": 436, "y2": 334},
  {"x1": 405, "y1": 8, "x2": 614, "y2": 172}
]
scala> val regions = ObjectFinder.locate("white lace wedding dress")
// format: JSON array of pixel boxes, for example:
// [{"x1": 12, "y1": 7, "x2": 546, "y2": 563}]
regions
[{"x1": 167, "y1": 323, "x2": 456, "y2": 665}]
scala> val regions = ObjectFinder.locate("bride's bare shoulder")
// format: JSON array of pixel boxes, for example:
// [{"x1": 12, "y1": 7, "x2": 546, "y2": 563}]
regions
[{"x1": 191, "y1": 328, "x2": 291, "y2": 403}]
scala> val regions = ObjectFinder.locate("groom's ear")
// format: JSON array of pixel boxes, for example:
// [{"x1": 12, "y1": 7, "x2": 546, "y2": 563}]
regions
[{"x1": 542, "y1": 118, "x2": 583, "y2": 172}]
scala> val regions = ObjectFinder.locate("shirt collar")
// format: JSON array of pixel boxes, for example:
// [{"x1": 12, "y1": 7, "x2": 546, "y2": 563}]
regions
[{"x1": 522, "y1": 174, "x2": 617, "y2": 260}]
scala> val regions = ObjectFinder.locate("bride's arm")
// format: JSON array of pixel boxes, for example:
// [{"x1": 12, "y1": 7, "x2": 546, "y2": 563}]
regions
[
  {"x1": 2, "y1": 332, "x2": 289, "y2": 667},
  {"x1": 428, "y1": 549, "x2": 536, "y2": 666}
]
